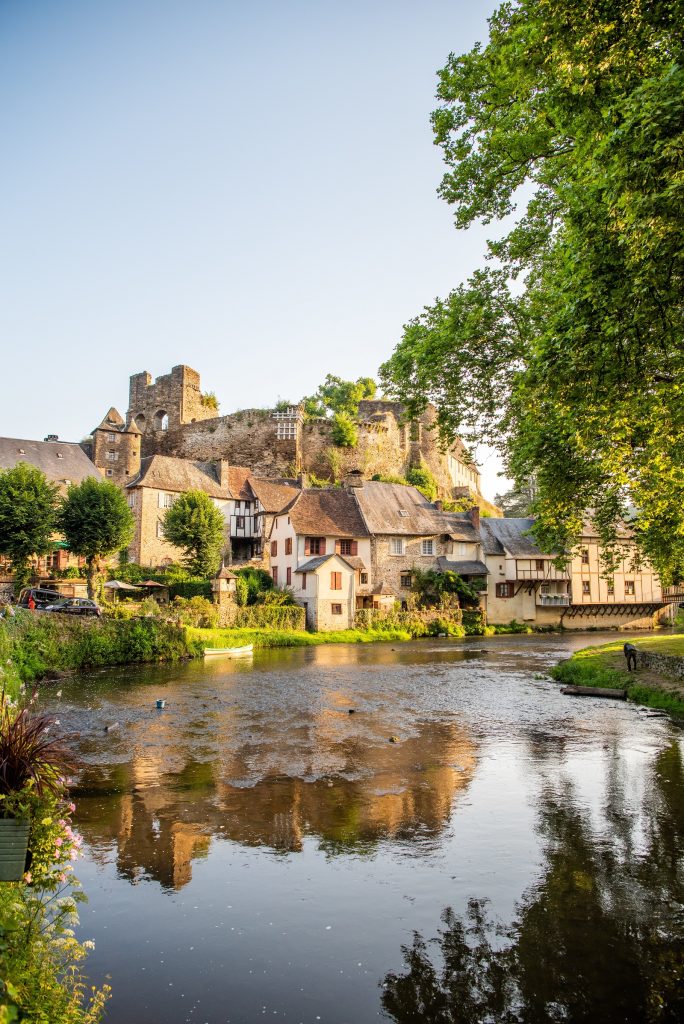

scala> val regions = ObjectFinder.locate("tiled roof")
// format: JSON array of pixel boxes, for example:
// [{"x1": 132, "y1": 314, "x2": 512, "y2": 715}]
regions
[
  {"x1": 354, "y1": 481, "x2": 478, "y2": 539},
  {"x1": 344, "y1": 555, "x2": 367, "y2": 571},
  {"x1": 216, "y1": 565, "x2": 237, "y2": 579},
  {"x1": 127, "y1": 456, "x2": 227, "y2": 497},
  {"x1": 295, "y1": 554, "x2": 354, "y2": 573},
  {"x1": 0, "y1": 437, "x2": 101, "y2": 489},
  {"x1": 480, "y1": 518, "x2": 557, "y2": 557},
  {"x1": 222, "y1": 465, "x2": 253, "y2": 501},
  {"x1": 437, "y1": 557, "x2": 489, "y2": 576},
  {"x1": 248, "y1": 477, "x2": 301, "y2": 513},
  {"x1": 288, "y1": 489, "x2": 368, "y2": 539}
]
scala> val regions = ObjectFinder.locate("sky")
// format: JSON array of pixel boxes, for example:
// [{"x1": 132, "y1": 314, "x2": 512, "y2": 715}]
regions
[{"x1": 0, "y1": 0, "x2": 508, "y2": 499}]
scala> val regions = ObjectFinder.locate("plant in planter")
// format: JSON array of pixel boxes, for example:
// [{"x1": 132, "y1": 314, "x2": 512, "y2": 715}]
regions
[{"x1": 0, "y1": 695, "x2": 75, "y2": 882}]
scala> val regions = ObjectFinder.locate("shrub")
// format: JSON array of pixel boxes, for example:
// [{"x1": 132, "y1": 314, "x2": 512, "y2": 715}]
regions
[
  {"x1": 235, "y1": 576, "x2": 249, "y2": 607},
  {"x1": 257, "y1": 587, "x2": 296, "y2": 607},
  {"x1": 230, "y1": 605, "x2": 306, "y2": 630},
  {"x1": 169, "y1": 580, "x2": 212, "y2": 601},
  {"x1": 405, "y1": 462, "x2": 439, "y2": 501},
  {"x1": 171, "y1": 596, "x2": 219, "y2": 629},
  {"x1": 234, "y1": 567, "x2": 273, "y2": 605},
  {"x1": 331, "y1": 413, "x2": 358, "y2": 448}
]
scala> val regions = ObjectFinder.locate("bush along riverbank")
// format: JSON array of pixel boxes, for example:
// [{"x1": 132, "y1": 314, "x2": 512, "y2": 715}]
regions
[
  {"x1": 551, "y1": 635, "x2": 684, "y2": 716},
  {"x1": 0, "y1": 612, "x2": 203, "y2": 699},
  {"x1": 0, "y1": 697, "x2": 110, "y2": 1022}
]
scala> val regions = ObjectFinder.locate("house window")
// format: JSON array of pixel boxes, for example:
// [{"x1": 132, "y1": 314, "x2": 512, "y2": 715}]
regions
[
  {"x1": 271, "y1": 540, "x2": 277, "y2": 557},
  {"x1": 339, "y1": 539, "x2": 359, "y2": 556},
  {"x1": 301, "y1": 573, "x2": 307, "y2": 590},
  {"x1": 360, "y1": 572, "x2": 368, "y2": 585},
  {"x1": 331, "y1": 603, "x2": 343, "y2": 615},
  {"x1": 625, "y1": 580, "x2": 635, "y2": 596},
  {"x1": 106, "y1": 451, "x2": 119, "y2": 462},
  {"x1": 156, "y1": 520, "x2": 165, "y2": 539},
  {"x1": 582, "y1": 580, "x2": 591, "y2": 595},
  {"x1": 305, "y1": 537, "x2": 325, "y2": 555},
  {"x1": 331, "y1": 572, "x2": 342, "y2": 590},
  {"x1": 286, "y1": 567, "x2": 292, "y2": 586},
  {"x1": 236, "y1": 516, "x2": 245, "y2": 529},
  {"x1": 127, "y1": 493, "x2": 136, "y2": 508},
  {"x1": 390, "y1": 537, "x2": 404, "y2": 556},
  {"x1": 285, "y1": 538, "x2": 292, "y2": 555},
  {"x1": 581, "y1": 548, "x2": 589, "y2": 565},
  {"x1": 536, "y1": 559, "x2": 544, "y2": 572},
  {"x1": 106, "y1": 469, "x2": 113, "y2": 477},
  {"x1": 496, "y1": 582, "x2": 514, "y2": 598},
  {"x1": 400, "y1": 573, "x2": 412, "y2": 588},
  {"x1": 272, "y1": 567, "x2": 278, "y2": 585},
  {"x1": 607, "y1": 580, "x2": 615, "y2": 595},
  {"x1": 107, "y1": 433, "x2": 116, "y2": 442},
  {"x1": 158, "y1": 492, "x2": 175, "y2": 509},
  {"x1": 398, "y1": 509, "x2": 409, "y2": 518},
  {"x1": 422, "y1": 539, "x2": 434, "y2": 556}
]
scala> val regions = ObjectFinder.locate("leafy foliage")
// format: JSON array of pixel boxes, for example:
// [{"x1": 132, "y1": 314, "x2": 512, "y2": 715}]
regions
[
  {"x1": 234, "y1": 567, "x2": 274, "y2": 605},
  {"x1": 330, "y1": 413, "x2": 358, "y2": 448},
  {"x1": 494, "y1": 480, "x2": 537, "y2": 518},
  {"x1": 405, "y1": 462, "x2": 439, "y2": 502},
  {"x1": 302, "y1": 374, "x2": 377, "y2": 419},
  {"x1": 0, "y1": 701, "x2": 75, "y2": 810},
  {"x1": 200, "y1": 391, "x2": 219, "y2": 411},
  {"x1": 411, "y1": 569, "x2": 482, "y2": 609},
  {"x1": 161, "y1": 490, "x2": 225, "y2": 577},
  {"x1": 380, "y1": 0, "x2": 684, "y2": 579},
  {"x1": 59, "y1": 479, "x2": 134, "y2": 599},
  {"x1": 171, "y1": 596, "x2": 219, "y2": 629},
  {"x1": 0, "y1": 465, "x2": 59, "y2": 595}
]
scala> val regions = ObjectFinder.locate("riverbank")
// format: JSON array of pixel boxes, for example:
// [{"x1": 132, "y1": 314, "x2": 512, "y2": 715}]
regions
[
  {"x1": 0, "y1": 612, "x2": 202, "y2": 699},
  {"x1": 189, "y1": 624, "x2": 418, "y2": 649},
  {"x1": 551, "y1": 634, "x2": 684, "y2": 715}
]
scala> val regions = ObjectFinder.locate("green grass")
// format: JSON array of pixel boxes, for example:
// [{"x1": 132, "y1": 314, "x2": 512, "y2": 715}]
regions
[
  {"x1": 189, "y1": 625, "x2": 416, "y2": 649},
  {"x1": 551, "y1": 635, "x2": 684, "y2": 716}
]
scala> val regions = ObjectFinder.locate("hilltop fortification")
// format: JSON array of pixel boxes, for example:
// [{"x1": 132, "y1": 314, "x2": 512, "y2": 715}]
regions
[{"x1": 87, "y1": 364, "x2": 496, "y2": 510}]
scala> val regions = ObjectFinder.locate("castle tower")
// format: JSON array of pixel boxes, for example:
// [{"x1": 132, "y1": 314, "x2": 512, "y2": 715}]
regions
[
  {"x1": 127, "y1": 365, "x2": 216, "y2": 437},
  {"x1": 90, "y1": 408, "x2": 142, "y2": 485}
]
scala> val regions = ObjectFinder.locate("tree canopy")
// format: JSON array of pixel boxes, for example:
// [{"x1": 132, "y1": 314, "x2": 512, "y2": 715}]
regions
[
  {"x1": 161, "y1": 490, "x2": 225, "y2": 578},
  {"x1": 302, "y1": 374, "x2": 377, "y2": 419},
  {"x1": 0, "y1": 464, "x2": 59, "y2": 594},
  {"x1": 380, "y1": 0, "x2": 684, "y2": 579},
  {"x1": 59, "y1": 478, "x2": 135, "y2": 599}
]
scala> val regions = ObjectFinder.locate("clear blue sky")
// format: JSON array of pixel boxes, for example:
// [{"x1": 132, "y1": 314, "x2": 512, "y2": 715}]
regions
[{"x1": 0, "y1": 0, "x2": 507, "y2": 497}]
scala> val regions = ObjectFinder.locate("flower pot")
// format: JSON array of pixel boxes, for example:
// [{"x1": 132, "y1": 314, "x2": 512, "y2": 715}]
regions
[{"x1": 0, "y1": 818, "x2": 30, "y2": 882}]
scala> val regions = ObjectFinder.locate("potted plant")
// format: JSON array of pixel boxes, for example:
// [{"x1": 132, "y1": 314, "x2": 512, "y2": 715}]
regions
[{"x1": 0, "y1": 694, "x2": 74, "y2": 881}]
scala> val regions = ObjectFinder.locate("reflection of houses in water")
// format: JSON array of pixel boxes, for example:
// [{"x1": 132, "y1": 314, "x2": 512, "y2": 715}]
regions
[{"x1": 70, "y1": 684, "x2": 475, "y2": 892}]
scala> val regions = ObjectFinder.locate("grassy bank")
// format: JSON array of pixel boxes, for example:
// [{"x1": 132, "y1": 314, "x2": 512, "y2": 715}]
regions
[
  {"x1": 551, "y1": 635, "x2": 684, "y2": 716},
  {"x1": 189, "y1": 625, "x2": 417, "y2": 649},
  {"x1": 0, "y1": 611, "x2": 202, "y2": 698}
]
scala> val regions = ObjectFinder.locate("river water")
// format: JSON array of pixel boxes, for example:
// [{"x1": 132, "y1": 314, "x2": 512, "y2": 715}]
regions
[{"x1": 44, "y1": 633, "x2": 683, "y2": 1023}]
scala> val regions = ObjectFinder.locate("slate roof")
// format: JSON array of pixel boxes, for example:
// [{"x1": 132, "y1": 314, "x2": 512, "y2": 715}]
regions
[
  {"x1": 0, "y1": 437, "x2": 101, "y2": 489},
  {"x1": 479, "y1": 518, "x2": 556, "y2": 558},
  {"x1": 437, "y1": 557, "x2": 489, "y2": 576},
  {"x1": 248, "y1": 477, "x2": 301, "y2": 513},
  {"x1": 354, "y1": 481, "x2": 478, "y2": 539},
  {"x1": 127, "y1": 456, "x2": 227, "y2": 498},
  {"x1": 287, "y1": 489, "x2": 368, "y2": 539},
  {"x1": 295, "y1": 553, "x2": 354, "y2": 573}
]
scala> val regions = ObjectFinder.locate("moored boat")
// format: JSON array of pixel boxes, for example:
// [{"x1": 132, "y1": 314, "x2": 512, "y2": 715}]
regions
[{"x1": 203, "y1": 645, "x2": 254, "y2": 658}]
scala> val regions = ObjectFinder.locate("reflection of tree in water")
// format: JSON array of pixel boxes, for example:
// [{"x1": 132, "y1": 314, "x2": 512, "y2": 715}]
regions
[{"x1": 382, "y1": 742, "x2": 684, "y2": 1023}]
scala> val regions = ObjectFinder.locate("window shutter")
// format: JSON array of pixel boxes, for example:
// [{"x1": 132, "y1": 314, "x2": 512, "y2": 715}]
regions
[
  {"x1": 158, "y1": 492, "x2": 164, "y2": 509},
  {"x1": 351, "y1": 541, "x2": 358, "y2": 556},
  {"x1": 304, "y1": 538, "x2": 310, "y2": 555},
  {"x1": 335, "y1": 540, "x2": 341, "y2": 554},
  {"x1": 320, "y1": 539, "x2": 326, "y2": 555}
]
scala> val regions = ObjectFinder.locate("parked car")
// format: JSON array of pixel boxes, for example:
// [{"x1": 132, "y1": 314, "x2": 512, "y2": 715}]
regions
[
  {"x1": 17, "y1": 587, "x2": 63, "y2": 609},
  {"x1": 44, "y1": 598, "x2": 102, "y2": 617}
]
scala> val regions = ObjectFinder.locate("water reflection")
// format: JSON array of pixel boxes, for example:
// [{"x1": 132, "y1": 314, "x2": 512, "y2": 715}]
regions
[{"x1": 382, "y1": 740, "x2": 684, "y2": 1023}]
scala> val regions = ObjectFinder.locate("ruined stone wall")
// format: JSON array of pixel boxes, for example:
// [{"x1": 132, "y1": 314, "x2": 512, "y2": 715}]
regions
[
  {"x1": 128, "y1": 365, "x2": 215, "y2": 435},
  {"x1": 146, "y1": 408, "x2": 300, "y2": 476}
]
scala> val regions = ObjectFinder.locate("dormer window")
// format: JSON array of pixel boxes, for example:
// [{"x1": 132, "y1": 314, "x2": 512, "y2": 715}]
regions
[
  {"x1": 398, "y1": 509, "x2": 409, "y2": 517},
  {"x1": 56, "y1": 452, "x2": 63, "y2": 459},
  {"x1": 18, "y1": 448, "x2": 25, "y2": 455}
]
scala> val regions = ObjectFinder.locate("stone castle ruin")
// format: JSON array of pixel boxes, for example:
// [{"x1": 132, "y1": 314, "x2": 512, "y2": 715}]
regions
[{"x1": 86, "y1": 364, "x2": 494, "y2": 508}]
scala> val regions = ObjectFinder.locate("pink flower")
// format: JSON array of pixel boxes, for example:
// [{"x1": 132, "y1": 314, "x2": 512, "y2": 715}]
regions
[
  {"x1": 70, "y1": 848, "x2": 78, "y2": 860},
  {"x1": 55, "y1": 837, "x2": 63, "y2": 847},
  {"x1": 24, "y1": 871, "x2": 32, "y2": 884},
  {"x1": 58, "y1": 872, "x2": 67, "y2": 882},
  {"x1": 68, "y1": 802, "x2": 76, "y2": 813},
  {"x1": 58, "y1": 819, "x2": 66, "y2": 827}
]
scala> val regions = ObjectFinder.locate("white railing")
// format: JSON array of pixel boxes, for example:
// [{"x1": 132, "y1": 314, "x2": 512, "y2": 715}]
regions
[{"x1": 537, "y1": 594, "x2": 570, "y2": 606}]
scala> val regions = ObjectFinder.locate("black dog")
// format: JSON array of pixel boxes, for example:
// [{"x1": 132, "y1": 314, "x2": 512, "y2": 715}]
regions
[{"x1": 624, "y1": 643, "x2": 638, "y2": 671}]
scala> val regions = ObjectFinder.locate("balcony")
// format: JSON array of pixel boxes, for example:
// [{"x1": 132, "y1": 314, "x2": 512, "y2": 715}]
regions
[
  {"x1": 537, "y1": 593, "x2": 570, "y2": 607},
  {"x1": 516, "y1": 565, "x2": 570, "y2": 581},
  {"x1": 662, "y1": 586, "x2": 684, "y2": 601}
]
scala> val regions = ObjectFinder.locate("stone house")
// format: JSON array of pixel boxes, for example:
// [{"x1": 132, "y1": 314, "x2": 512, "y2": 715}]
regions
[
  {"x1": 353, "y1": 480, "x2": 487, "y2": 608},
  {"x1": 480, "y1": 518, "x2": 668, "y2": 628},
  {"x1": 125, "y1": 456, "x2": 261, "y2": 567},
  {"x1": 267, "y1": 488, "x2": 370, "y2": 630},
  {"x1": 0, "y1": 435, "x2": 101, "y2": 591}
]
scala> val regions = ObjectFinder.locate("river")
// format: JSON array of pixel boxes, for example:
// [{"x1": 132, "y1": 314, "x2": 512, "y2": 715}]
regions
[{"x1": 43, "y1": 633, "x2": 683, "y2": 1024}]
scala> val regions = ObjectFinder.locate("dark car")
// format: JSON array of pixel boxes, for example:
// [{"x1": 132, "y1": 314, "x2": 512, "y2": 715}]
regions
[
  {"x1": 44, "y1": 598, "x2": 102, "y2": 617},
  {"x1": 17, "y1": 587, "x2": 63, "y2": 609}
]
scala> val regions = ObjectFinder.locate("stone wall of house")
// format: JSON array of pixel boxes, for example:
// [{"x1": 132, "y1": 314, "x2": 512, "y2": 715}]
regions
[
  {"x1": 92, "y1": 426, "x2": 141, "y2": 485},
  {"x1": 371, "y1": 535, "x2": 454, "y2": 602}
]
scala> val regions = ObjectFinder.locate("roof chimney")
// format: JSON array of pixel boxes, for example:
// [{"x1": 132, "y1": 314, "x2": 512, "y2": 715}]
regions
[
  {"x1": 467, "y1": 505, "x2": 480, "y2": 530},
  {"x1": 297, "y1": 472, "x2": 309, "y2": 488},
  {"x1": 44, "y1": 434, "x2": 59, "y2": 442},
  {"x1": 433, "y1": 499, "x2": 443, "y2": 511},
  {"x1": 345, "y1": 469, "x2": 364, "y2": 491}
]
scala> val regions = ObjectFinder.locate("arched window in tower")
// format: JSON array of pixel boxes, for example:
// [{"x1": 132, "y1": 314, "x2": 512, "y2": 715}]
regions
[
  {"x1": 135, "y1": 413, "x2": 146, "y2": 431},
  {"x1": 154, "y1": 410, "x2": 169, "y2": 431}
]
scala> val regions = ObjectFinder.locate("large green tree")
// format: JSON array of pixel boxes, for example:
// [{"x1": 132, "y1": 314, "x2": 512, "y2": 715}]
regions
[
  {"x1": 302, "y1": 374, "x2": 377, "y2": 419},
  {"x1": 161, "y1": 490, "x2": 225, "y2": 578},
  {"x1": 0, "y1": 464, "x2": 59, "y2": 594},
  {"x1": 380, "y1": 0, "x2": 684, "y2": 579},
  {"x1": 59, "y1": 478, "x2": 134, "y2": 599}
]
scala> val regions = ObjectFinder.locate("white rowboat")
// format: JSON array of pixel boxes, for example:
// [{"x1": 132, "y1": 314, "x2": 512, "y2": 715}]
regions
[{"x1": 204, "y1": 645, "x2": 254, "y2": 658}]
